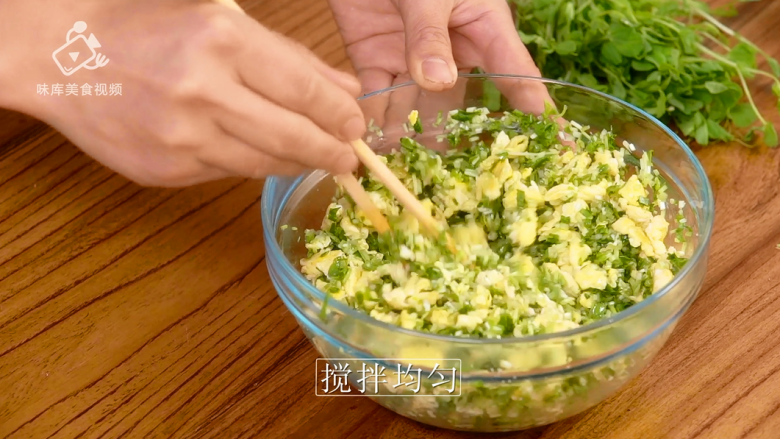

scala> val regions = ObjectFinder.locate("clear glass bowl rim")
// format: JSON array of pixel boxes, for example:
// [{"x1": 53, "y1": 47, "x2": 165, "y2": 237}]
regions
[{"x1": 261, "y1": 73, "x2": 715, "y2": 346}]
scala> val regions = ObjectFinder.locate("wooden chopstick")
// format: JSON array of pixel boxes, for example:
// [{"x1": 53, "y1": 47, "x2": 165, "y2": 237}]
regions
[
  {"x1": 347, "y1": 141, "x2": 457, "y2": 254},
  {"x1": 349, "y1": 139, "x2": 441, "y2": 235},
  {"x1": 350, "y1": 139, "x2": 458, "y2": 254},
  {"x1": 211, "y1": 0, "x2": 392, "y2": 234},
  {"x1": 334, "y1": 174, "x2": 390, "y2": 233}
]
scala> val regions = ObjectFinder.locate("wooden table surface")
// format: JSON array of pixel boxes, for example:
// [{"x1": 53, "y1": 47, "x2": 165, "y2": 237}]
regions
[{"x1": 2, "y1": 1, "x2": 780, "y2": 438}]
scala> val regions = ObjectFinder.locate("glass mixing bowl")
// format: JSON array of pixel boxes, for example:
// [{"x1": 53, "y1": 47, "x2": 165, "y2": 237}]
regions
[{"x1": 261, "y1": 74, "x2": 714, "y2": 432}]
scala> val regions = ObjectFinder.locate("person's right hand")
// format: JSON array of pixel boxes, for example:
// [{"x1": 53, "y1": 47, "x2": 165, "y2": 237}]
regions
[{"x1": 0, "y1": 1, "x2": 363, "y2": 187}]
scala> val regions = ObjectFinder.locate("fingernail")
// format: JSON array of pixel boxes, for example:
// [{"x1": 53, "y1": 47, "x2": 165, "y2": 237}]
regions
[
  {"x1": 422, "y1": 58, "x2": 454, "y2": 84},
  {"x1": 341, "y1": 116, "x2": 366, "y2": 141}
]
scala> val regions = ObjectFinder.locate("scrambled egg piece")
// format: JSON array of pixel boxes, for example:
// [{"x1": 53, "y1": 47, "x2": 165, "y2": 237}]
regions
[
  {"x1": 618, "y1": 175, "x2": 647, "y2": 205},
  {"x1": 408, "y1": 110, "x2": 419, "y2": 127},
  {"x1": 510, "y1": 208, "x2": 538, "y2": 247}
]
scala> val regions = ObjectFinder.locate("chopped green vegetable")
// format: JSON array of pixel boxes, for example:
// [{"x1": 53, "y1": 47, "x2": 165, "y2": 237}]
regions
[
  {"x1": 511, "y1": 0, "x2": 780, "y2": 147},
  {"x1": 483, "y1": 80, "x2": 503, "y2": 112},
  {"x1": 433, "y1": 111, "x2": 444, "y2": 127}
]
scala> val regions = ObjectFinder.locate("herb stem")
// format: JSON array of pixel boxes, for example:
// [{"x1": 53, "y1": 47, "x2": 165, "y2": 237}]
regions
[
  {"x1": 746, "y1": 68, "x2": 780, "y2": 90},
  {"x1": 695, "y1": 7, "x2": 776, "y2": 66},
  {"x1": 697, "y1": 44, "x2": 735, "y2": 67},
  {"x1": 651, "y1": 17, "x2": 682, "y2": 34},
  {"x1": 693, "y1": 8, "x2": 735, "y2": 38},
  {"x1": 736, "y1": 69, "x2": 768, "y2": 125},
  {"x1": 701, "y1": 32, "x2": 731, "y2": 53},
  {"x1": 595, "y1": 61, "x2": 629, "y2": 86},
  {"x1": 698, "y1": 44, "x2": 768, "y2": 125}
]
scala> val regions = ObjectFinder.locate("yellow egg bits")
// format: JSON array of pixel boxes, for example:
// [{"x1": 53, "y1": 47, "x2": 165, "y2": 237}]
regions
[{"x1": 300, "y1": 107, "x2": 689, "y2": 338}]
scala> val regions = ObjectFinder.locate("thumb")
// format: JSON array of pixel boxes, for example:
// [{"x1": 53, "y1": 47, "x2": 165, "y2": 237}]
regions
[{"x1": 397, "y1": 0, "x2": 458, "y2": 91}]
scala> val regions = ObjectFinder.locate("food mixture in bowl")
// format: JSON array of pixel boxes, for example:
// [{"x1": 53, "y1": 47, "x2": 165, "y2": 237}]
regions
[{"x1": 299, "y1": 107, "x2": 691, "y2": 338}]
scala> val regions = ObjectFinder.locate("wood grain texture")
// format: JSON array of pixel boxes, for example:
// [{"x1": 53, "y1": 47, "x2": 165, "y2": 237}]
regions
[{"x1": 1, "y1": 0, "x2": 779, "y2": 438}]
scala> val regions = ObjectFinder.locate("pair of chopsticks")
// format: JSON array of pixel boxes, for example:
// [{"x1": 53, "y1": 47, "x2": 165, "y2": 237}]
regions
[{"x1": 213, "y1": 0, "x2": 446, "y2": 240}]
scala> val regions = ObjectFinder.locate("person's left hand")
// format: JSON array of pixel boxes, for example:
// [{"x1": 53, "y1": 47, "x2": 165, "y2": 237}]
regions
[{"x1": 328, "y1": 0, "x2": 551, "y2": 112}]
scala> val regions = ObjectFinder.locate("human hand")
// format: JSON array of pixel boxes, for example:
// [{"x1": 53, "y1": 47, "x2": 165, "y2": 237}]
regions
[
  {"x1": 0, "y1": 1, "x2": 364, "y2": 187},
  {"x1": 328, "y1": 0, "x2": 552, "y2": 113}
]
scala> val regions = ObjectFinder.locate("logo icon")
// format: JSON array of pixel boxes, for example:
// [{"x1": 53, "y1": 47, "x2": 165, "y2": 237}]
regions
[{"x1": 52, "y1": 21, "x2": 109, "y2": 76}]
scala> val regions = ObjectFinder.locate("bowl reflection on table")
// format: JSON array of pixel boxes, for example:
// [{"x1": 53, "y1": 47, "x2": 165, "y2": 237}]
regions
[{"x1": 261, "y1": 74, "x2": 714, "y2": 432}]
